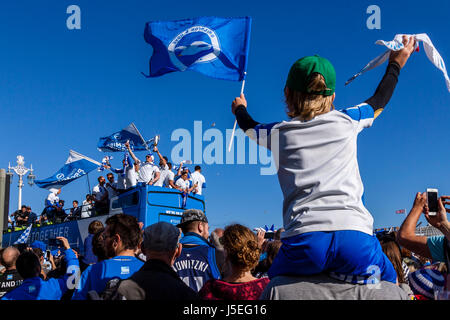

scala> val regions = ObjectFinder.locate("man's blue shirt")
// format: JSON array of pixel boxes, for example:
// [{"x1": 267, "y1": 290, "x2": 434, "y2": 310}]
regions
[
  {"x1": 1, "y1": 249, "x2": 79, "y2": 300},
  {"x1": 72, "y1": 255, "x2": 144, "y2": 300}
]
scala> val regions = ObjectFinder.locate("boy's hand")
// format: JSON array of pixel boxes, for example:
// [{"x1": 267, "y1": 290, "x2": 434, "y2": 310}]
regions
[
  {"x1": 389, "y1": 35, "x2": 416, "y2": 69},
  {"x1": 231, "y1": 93, "x2": 247, "y2": 115}
]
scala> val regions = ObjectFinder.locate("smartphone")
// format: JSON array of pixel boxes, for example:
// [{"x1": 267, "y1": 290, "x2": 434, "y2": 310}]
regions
[
  {"x1": 264, "y1": 232, "x2": 275, "y2": 240},
  {"x1": 427, "y1": 188, "x2": 439, "y2": 216},
  {"x1": 46, "y1": 250, "x2": 51, "y2": 260},
  {"x1": 48, "y1": 238, "x2": 61, "y2": 246}
]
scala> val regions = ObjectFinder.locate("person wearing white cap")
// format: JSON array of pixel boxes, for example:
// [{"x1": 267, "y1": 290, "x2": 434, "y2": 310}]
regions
[{"x1": 125, "y1": 141, "x2": 160, "y2": 185}]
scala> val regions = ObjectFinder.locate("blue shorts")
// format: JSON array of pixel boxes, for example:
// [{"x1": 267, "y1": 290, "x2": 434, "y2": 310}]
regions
[{"x1": 268, "y1": 230, "x2": 397, "y2": 284}]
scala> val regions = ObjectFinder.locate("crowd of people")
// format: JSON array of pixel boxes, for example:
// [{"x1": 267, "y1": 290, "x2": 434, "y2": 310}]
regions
[
  {"x1": 2, "y1": 37, "x2": 449, "y2": 300},
  {"x1": 7, "y1": 144, "x2": 206, "y2": 230},
  {"x1": 1, "y1": 196, "x2": 449, "y2": 300}
]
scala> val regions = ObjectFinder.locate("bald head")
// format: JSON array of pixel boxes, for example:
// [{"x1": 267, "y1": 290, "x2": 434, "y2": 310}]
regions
[{"x1": 2, "y1": 247, "x2": 20, "y2": 270}]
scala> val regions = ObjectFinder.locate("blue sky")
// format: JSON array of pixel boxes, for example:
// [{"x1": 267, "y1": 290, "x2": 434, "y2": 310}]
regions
[{"x1": 1, "y1": 0, "x2": 449, "y2": 231}]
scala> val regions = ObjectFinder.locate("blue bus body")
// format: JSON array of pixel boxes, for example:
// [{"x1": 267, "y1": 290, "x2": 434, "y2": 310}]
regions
[{"x1": 1, "y1": 184, "x2": 205, "y2": 253}]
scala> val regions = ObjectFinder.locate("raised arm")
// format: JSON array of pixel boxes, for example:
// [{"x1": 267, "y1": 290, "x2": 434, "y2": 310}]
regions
[
  {"x1": 365, "y1": 35, "x2": 416, "y2": 119},
  {"x1": 397, "y1": 192, "x2": 433, "y2": 259},
  {"x1": 232, "y1": 93, "x2": 260, "y2": 132},
  {"x1": 153, "y1": 146, "x2": 167, "y2": 167},
  {"x1": 125, "y1": 141, "x2": 140, "y2": 165}
]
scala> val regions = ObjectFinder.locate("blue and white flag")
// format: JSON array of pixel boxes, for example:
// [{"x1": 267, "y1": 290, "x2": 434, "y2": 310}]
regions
[
  {"x1": 97, "y1": 123, "x2": 152, "y2": 152},
  {"x1": 143, "y1": 16, "x2": 252, "y2": 81},
  {"x1": 35, "y1": 150, "x2": 101, "y2": 190},
  {"x1": 14, "y1": 224, "x2": 32, "y2": 244}
]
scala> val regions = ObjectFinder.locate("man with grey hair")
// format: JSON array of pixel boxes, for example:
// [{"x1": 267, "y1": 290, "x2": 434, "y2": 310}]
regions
[
  {"x1": 117, "y1": 222, "x2": 199, "y2": 300},
  {"x1": 0, "y1": 247, "x2": 23, "y2": 298},
  {"x1": 172, "y1": 209, "x2": 224, "y2": 292}
]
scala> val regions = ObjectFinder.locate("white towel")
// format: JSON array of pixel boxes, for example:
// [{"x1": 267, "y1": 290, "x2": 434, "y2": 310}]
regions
[{"x1": 346, "y1": 33, "x2": 450, "y2": 93}]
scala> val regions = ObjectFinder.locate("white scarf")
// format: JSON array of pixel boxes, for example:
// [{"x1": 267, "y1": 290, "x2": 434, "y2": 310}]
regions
[{"x1": 346, "y1": 33, "x2": 450, "y2": 92}]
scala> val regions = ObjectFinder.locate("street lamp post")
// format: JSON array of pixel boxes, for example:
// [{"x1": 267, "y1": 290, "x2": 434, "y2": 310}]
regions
[{"x1": 7, "y1": 155, "x2": 36, "y2": 210}]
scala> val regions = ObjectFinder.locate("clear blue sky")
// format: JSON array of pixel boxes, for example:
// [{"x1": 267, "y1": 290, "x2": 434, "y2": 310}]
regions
[{"x1": 1, "y1": 0, "x2": 449, "y2": 231}]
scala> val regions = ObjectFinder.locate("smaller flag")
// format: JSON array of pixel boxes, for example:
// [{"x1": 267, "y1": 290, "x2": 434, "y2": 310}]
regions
[
  {"x1": 14, "y1": 224, "x2": 32, "y2": 244},
  {"x1": 97, "y1": 123, "x2": 151, "y2": 152},
  {"x1": 35, "y1": 150, "x2": 101, "y2": 190},
  {"x1": 396, "y1": 209, "x2": 406, "y2": 214}
]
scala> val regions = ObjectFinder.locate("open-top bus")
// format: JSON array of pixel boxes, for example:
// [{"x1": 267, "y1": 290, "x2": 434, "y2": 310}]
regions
[{"x1": 2, "y1": 184, "x2": 205, "y2": 253}]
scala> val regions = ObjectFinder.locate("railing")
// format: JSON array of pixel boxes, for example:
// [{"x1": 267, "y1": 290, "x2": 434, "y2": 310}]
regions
[
  {"x1": 5, "y1": 203, "x2": 100, "y2": 232},
  {"x1": 415, "y1": 225, "x2": 443, "y2": 237}
]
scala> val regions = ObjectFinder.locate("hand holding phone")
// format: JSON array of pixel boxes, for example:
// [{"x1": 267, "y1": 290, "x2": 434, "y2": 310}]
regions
[{"x1": 48, "y1": 238, "x2": 62, "y2": 247}]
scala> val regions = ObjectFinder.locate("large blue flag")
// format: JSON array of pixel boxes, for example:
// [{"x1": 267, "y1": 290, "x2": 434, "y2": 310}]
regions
[
  {"x1": 143, "y1": 16, "x2": 252, "y2": 81},
  {"x1": 97, "y1": 123, "x2": 152, "y2": 152},
  {"x1": 35, "y1": 150, "x2": 101, "y2": 190}
]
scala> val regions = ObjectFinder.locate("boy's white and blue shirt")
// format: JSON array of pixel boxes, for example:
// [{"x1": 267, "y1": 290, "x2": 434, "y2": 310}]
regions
[{"x1": 246, "y1": 103, "x2": 375, "y2": 238}]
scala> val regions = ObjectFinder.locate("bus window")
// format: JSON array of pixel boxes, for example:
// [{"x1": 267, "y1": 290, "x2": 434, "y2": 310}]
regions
[
  {"x1": 147, "y1": 189, "x2": 205, "y2": 212},
  {"x1": 113, "y1": 191, "x2": 139, "y2": 209}
]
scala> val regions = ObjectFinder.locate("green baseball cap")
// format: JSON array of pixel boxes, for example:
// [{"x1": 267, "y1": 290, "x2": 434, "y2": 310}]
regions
[{"x1": 285, "y1": 55, "x2": 336, "y2": 96}]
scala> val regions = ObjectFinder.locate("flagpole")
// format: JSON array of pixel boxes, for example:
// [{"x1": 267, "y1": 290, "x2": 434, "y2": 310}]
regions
[
  {"x1": 228, "y1": 75, "x2": 247, "y2": 152},
  {"x1": 86, "y1": 172, "x2": 92, "y2": 194},
  {"x1": 131, "y1": 123, "x2": 150, "y2": 152}
]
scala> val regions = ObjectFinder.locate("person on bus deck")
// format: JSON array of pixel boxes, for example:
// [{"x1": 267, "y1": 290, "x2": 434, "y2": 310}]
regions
[
  {"x1": 67, "y1": 200, "x2": 82, "y2": 221},
  {"x1": 105, "y1": 173, "x2": 118, "y2": 200},
  {"x1": 125, "y1": 141, "x2": 160, "y2": 186},
  {"x1": 81, "y1": 194, "x2": 94, "y2": 219},
  {"x1": 175, "y1": 171, "x2": 196, "y2": 194},
  {"x1": 190, "y1": 166, "x2": 206, "y2": 196},
  {"x1": 1, "y1": 237, "x2": 79, "y2": 300},
  {"x1": 72, "y1": 214, "x2": 144, "y2": 300},
  {"x1": 26, "y1": 206, "x2": 38, "y2": 225},
  {"x1": 92, "y1": 176, "x2": 109, "y2": 216},
  {"x1": 54, "y1": 200, "x2": 67, "y2": 223},
  {"x1": 41, "y1": 188, "x2": 62, "y2": 224},
  {"x1": 11, "y1": 205, "x2": 29, "y2": 228},
  {"x1": 152, "y1": 146, "x2": 170, "y2": 188},
  {"x1": 172, "y1": 209, "x2": 225, "y2": 292}
]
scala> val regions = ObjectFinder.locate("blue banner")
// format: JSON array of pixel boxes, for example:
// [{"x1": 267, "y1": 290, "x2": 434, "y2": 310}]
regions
[
  {"x1": 143, "y1": 16, "x2": 252, "y2": 81},
  {"x1": 97, "y1": 123, "x2": 151, "y2": 152},
  {"x1": 35, "y1": 150, "x2": 101, "y2": 190}
]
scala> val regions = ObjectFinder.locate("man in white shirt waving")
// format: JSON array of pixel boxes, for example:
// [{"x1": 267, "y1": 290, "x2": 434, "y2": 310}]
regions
[
  {"x1": 190, "y1": 166, "x2": 206, "y2": 196},
  {"x1": 125, "y1": 141, "x2": 160, "y2": 186}
]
